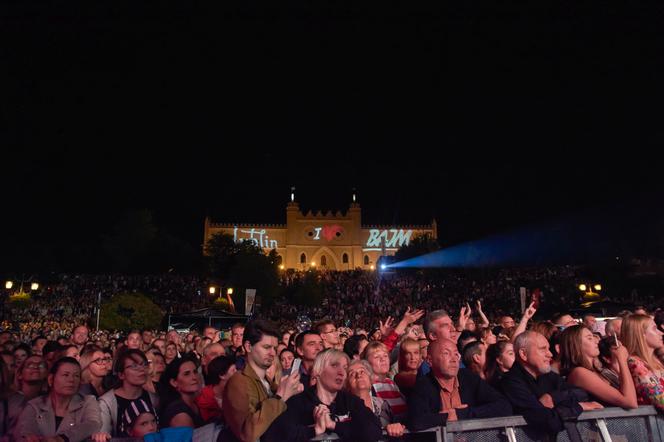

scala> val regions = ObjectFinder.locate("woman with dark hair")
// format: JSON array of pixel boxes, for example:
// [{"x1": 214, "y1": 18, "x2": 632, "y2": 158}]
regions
[
  {"x1": 484, "y1": 341, "x2": 515, "y2": 389},
  {"x1": 559, "y1": 325, "x2": 637, "y2": 408},
  {"x1": 280, "y1": 348, "x2": 295, "y2": 375},
  {"x1": 343, "y1": 335, "x2": 369, "y2": 361},
  {"x1": 158, "y1": 356, "x2": 204, "y2": 428},
  {"x1": 164, "y1": 342, "x2": 179, "y2": 365},
  {"x1": 97, "y1": 349, "x2": 159, "y2": 438},
  {"x1": 196, "y1": 355, "x2": 237, "y2": 424},
  {"x1": 14, "y1": 357, "x2": 102, "y2": 441}
]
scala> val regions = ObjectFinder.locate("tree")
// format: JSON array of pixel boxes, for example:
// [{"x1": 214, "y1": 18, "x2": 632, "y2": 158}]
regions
[
  {"x1": 394, "y1": 233, "x2": 440, "y2": 261},
  {"x1": 205, "y1": 233, "x2": 281, "y2": 312},
  {"x1": 99, "y1": 292, "x2": 163, "y2": 331}
]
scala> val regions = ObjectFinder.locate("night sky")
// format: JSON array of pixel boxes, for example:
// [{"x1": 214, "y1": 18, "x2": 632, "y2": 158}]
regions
[{"x1": 2, "y1": 1, "x2": 663, "y2": 272}]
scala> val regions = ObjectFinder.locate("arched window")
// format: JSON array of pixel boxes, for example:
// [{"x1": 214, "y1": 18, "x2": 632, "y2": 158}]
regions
[
  {"x1": 300, "y1": 253, "x2": 306, "y2": 264},
  {"x1": 364, "y1": 255, "x2": 370, "y2": 265},
  {"x1": 342, "y1": 253, "x2": 349, "y2": 264},
  {"x1": 321, "y1": 255, "x2": 327, "y2": 266}
]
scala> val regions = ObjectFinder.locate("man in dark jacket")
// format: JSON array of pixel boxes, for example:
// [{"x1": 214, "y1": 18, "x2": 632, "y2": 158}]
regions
[
  {"x1": 501, "y1": 331, "x2": 602, "y2": 441},
  {"x1": 407, "y1": 338, "x2": 512, "y2": 431}
]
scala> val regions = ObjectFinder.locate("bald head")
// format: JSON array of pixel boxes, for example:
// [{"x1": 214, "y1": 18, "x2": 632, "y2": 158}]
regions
[{"x1": 428, "y1": 338, "x2": 460, "y2": 379}]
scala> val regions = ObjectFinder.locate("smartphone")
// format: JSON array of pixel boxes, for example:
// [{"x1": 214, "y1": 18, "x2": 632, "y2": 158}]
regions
[
  {"x1": 614, "y1": 333, "x2": 619, "y2": 347},
  {"x1": 290, "y1": 358, "x2": 302, "y2": 375}
]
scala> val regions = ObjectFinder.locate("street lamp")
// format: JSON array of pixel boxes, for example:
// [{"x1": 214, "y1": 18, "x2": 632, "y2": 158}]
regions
[
  {"x1": 3, "y1": 277, "x2": 40, "y2": 320},
  {"x1": 578, "y1": 283, "x2": 602, "y2": 300}
]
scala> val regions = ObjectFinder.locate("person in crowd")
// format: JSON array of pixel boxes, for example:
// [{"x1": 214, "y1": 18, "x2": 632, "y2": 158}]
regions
[
  {"x1": 200, "y1": 342, "x2": 225, "y2": 378},
  {"x1": 203, "y1": 326, "x2": 219, "y2": 343},
  {"x1": 343, "y1": 334, "x2": 369, "y2": 361},
  {"x1": 159, "y1": 356, "x2": 204, "y2": 428},
  {"x1": 14, "y1": 355, "x2": 48, "y2": 401},
  {"x1": 71, "y1": 326, "x2": 89, "y2": 351},
  {"x1": 484, "y1": 341, "x2": 515, "y2": 389},
  {"x1": 315, "y1": 319, "x2": 341, "y2": 350},
  {"x1": 553, "y1": 313, "x2": 577, "y2": 331},
  {"x1": 79, "y1": 346, "x2": 110, "y2": 398},
  {"x1": 621, "y1": 314, "x2": 664, "y2": 411},
  {"x1": 143, "y1": 348, "x2": 166, "y2": 395},
  {"x1": 531, "y1": 322, "x2": 558, "y2": 341},
  {"x1": 279, "y1": 348, "x2": 295, "y2": 375},
  {"x1": 346, "y1": 359, "x2": 406, "y2": 438},
  {"x1": 223, "y1": 320, "x2": 303, "y2": 442},
  {"x1": 501, "y1": 331, "x2": 602, "y2": 440},
  {"x1": 13, "y1": 344, "x2": 31, "y2": 369},
  {"x1": 462, "y1": 341, "x2": 487, "y2": 380},
  {"x1": 362, "y1": 341, "x2": 407, "y2": 420},
  {"x1": 393, "y1": 338, "x2": 421, "y2": 397},
  {"x1": 126, "y1": 330, "x2": 142, "y2": 351},
  {"x1": 265, "y1": 349, "x2": 382, "y2": 442},
  {"x1": 196, "y1": 355, "x2": 237, "y2": 424},
  {"x1": 597, "y1": 336, "x2": 621, "y2": 388},
  {"x1": 141, "y1": 330, "x2": 154, "y2": 351},
  {"x1": 14, "y1": 357, "x2": 101, "y2": 442},
  {"x1": 407, "y1": 338, "x2": 511, "y2": 431},
  {"x1": 0, "y1": 357, "x2": 24, "y2": 437},
  {"x1": 151, "y1": 339, "x2": 167, "y2": 356},
  {"x1": 605, "y1": 317, "x2": 623, "y2": 339},
  {"x1": 583, "y1": 314, "x2": 597, "y2": 332},
  {"x1": 98, "y1": 349, "x2": 159, "y2": 438},
  {"x1": 499, "y1": 315, "x2": 515, "y2": 330},
  {"x1": 478, "y1": 327, "x2": 497, "y2": 345},
  {"x1": 58, "y1": 344, "x2": 80, "y2": 362},
  {"x1": 121, "y1": 399, "x2": 158, "y2": 438},
  {"x1": 559, "y1": 325, "x2": 637, "y2": 408},
  {"x1": 164, "y1": 342, "x2": 179, "y2": 365},
  {"x1": 226, "y1": 323, "x2": 245, "y2": 357},
  {"x1": 294, "y1": 331, "x2": 324, "y2": 388}
]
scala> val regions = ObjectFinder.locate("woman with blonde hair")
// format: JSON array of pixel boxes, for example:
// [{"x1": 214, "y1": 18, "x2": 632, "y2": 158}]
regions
[
  {"x1": 79, "y1": 346, "x2": 110, "y2": 398},
  {"x1": 264, "y1": 349, "x2": 381, "y2": 442},
  {"x1": 621, "y1": 314, "x2": 664, "y2": 410},
  {"x1": 559, "y1": 325, "x2": 637, "y2": 408}
]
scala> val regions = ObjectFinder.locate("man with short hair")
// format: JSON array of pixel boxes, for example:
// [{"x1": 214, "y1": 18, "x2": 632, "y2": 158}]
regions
[
  {"x1": 407, "y1": 338, "x2": 511, "y2": 431},
  {"x1": 223, "y1": 320, "x2": 303, "y2": 442},
  {"x1": 71, "y1": 325, "x2": 89, "y2": 350},
  {"x1": 314, "y1": 319, "x2": 340, "y2": 350},
  {"x1": 227, "y1": 323, "x2": 245, "y2": 356},
  {"x1": 141, "y1": 330, "x2": 153, "y2": 350},
  {"x1": 294, "y1": 331, "x2": 323, "y2": 387},
  {"x1": 462, "y1": 341, "x2": 486, "y2": 379},
  {"x1": 499, "y1": 316, "x2": 515, "y2": 330},
  {"x1": 501, "y1": 331, "x2": 601, "y2": 440},
  {"x1": 204, "y1": 325, "x2": 220, "y2": 343},
  {"x1": 202, "y1": 342, "x2": 226, "y2": 377},
  {"x1": 126, "y1": 330, "x2": 142, "y2": 350},
  {"x1": 582, "y1": 314, "x2": 597, "y2": 331}
]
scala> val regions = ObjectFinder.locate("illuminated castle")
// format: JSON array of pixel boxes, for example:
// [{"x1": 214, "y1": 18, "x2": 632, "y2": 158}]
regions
[{"x1": 204, "y1": 190, "x2": 436, "y2": 271}]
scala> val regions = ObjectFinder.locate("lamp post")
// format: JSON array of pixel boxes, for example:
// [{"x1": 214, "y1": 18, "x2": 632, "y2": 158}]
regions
[
  {"x1": 578, "y1": 283, "x2": 602, "y2": 301},
  {"x1": 3, "y1": 277, "x2": 40, "y2": 321}
]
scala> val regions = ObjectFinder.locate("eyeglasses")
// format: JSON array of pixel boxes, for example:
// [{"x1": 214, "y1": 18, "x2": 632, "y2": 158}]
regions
[
  {"x1": 92, "y1": 357, "x2": 112, "y2": 365},
  {"x1": 25, "y1": 362, "x2": 47, "y2": 369},
  {"x1": 124, "y1": 361, "x2": 149, "y2": 371}
]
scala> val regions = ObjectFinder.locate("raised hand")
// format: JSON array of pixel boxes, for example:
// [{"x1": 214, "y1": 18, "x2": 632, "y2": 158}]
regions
[
  {"x1": 522, "y1": 301, "x2": 537, "y2": 320},
  {"x1": 402, "y1": 306, "x2": 425, "y2": 325},
  {"x1": 379, "y1": 316, "x2": 395, "y2": 336}
]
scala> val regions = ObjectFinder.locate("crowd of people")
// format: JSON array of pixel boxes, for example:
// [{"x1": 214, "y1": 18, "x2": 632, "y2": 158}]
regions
[{"x1": 0, "y1": 267, "x2": 663, "y2": 441}]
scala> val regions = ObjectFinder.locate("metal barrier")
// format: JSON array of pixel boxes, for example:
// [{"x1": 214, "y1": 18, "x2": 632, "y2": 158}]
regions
[{"x1": 310, "y1": 406, "x2": 663, "y2": 441}]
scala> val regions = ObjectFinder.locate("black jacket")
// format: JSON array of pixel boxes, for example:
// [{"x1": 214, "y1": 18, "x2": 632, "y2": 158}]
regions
[
  {"x1": 263, "y1": 388, "x2": 382, "y2": 442},
  {"x1": 500, "y1": 362, "x2": 588, "y2": 440},
  {"x1": 406, "y1": 368, "x2": 512, "y2": 431}
]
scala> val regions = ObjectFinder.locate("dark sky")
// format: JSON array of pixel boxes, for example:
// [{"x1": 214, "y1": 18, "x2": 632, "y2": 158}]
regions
[{"x1": 2, "y1": 1, "x2": 663, "y2": 271}]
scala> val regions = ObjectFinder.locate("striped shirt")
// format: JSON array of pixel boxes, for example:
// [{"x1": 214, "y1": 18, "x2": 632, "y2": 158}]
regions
[{"x1": 372, "y1": 378, "x2": 408, "y2": 419}]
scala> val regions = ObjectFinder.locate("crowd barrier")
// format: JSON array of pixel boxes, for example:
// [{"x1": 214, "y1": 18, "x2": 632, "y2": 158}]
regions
[{"x1": 308, "y1": 406, "x2": 663, "y2": 442}]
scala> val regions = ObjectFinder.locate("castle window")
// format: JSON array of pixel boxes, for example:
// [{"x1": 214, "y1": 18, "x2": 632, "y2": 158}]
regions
[
  {"x1": 300, "y1": 253, "x2": 306, "y2": 264},
  {"x1": 321, "y1": 255, "x2": 327, "y2": 266},
  {"x1": 342, "y1": 253, "x2": 349, "y2": 264},
  {"x1": 364, "y1": 255, "x2": 370, "y2": 265}
]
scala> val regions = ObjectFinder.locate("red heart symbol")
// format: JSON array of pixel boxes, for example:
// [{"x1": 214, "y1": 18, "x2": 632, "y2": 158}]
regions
[{"x1": 322, "y1": 225, "x2": 343, "y2": 241}]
